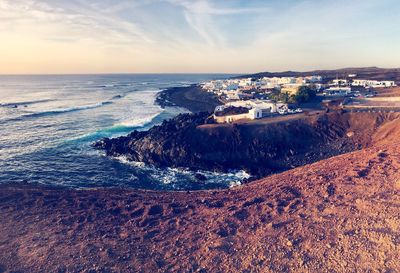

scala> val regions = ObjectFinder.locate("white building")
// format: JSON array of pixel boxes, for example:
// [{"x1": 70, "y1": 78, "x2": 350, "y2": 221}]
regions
[
  {"x1": 351, "y1": 79, "x2": 397, "y2": 88},
  {"x1": 225, "y1": 99, "x2": 282, "y2": 113},
  {"x1": 331, "y1": 79, "x2": 348, "y2": 86},
  {"x1": 201, "y1": 75, "x2": 323, "y2": 98},
  {"x1": 238, "y1": 78, "x2": 253, "y2": 87},
  {"x1": 305, "y1": 75, "x2": 323, "y2": 83},
  {"x1": 225, "y1": 90, "x2": 241, "y2": 100},
  {"x1": 214, "y1": 108, "x2": 262, "y2": 123},
  {"x1": 323, "y1": 87, "x2": 352, "y2": 96},
  {"x1": 213, "y1": 99, "x2": 289, "y2": 123},
  {"x1": 351, "y1": 79, "x2": 376, "y2": 87},
  {"x1": 380, "y1": 81, "x2": 397, "y2": 87},
  {"x1": 224, "y1": 83, "x2": 239, "y2": 91}
]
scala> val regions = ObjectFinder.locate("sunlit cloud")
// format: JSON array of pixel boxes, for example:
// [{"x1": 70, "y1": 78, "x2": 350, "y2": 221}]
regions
[{"x1": 0, "y1": 0, "x2": 399, "y2": 74}]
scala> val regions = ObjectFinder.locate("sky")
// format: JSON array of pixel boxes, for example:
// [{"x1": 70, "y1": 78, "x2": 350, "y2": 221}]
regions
[{"x1": 0, "y1": 0, "x2": 400, "y2": 74}]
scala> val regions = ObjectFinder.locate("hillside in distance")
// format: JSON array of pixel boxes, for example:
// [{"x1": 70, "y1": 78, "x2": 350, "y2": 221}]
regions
[{"x1": 243, "y1": 67, "x2": 400, "y2": 82}]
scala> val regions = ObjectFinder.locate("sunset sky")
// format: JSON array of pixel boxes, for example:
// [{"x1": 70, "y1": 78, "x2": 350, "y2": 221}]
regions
[{"x1": 1, "y1": 0, "x2": 399, "y2": 74}]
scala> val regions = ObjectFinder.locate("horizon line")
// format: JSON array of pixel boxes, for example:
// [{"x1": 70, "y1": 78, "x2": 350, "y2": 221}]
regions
[
  {"x1": 0, "y1": 66, "x2": 398, "y2": 77},
  {"x1": 0, "y1": 72, "x2": 243, "y2": 76}
]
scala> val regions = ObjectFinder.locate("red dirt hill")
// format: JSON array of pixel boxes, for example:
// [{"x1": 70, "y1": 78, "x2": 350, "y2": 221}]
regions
[{"x1": 1, "y1": 112, "x2": 400, "y2": 272}]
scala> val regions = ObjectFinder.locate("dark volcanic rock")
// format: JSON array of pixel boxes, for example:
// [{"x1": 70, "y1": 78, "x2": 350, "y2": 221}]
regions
[
  {"x1": 155, "y1": 85, "x2": 220, "y2": 113},
  {"x1": 93, "y1": 112, "x2": 214, "y2": 165},
  {"x1": 92, "y1": 111, "x2": 392, "y2": 178},
  {"x1": 194, "y1": 173, "x2": 207, "y2": 181}
]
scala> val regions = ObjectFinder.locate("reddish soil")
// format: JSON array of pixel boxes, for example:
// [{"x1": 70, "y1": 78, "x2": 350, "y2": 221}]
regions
[
  {"x1": 1, "y1": 112, "x2": 400, "y2": 272},
  {"x1": 375, "y1": 87, "x2": 400, "y2": 97}
]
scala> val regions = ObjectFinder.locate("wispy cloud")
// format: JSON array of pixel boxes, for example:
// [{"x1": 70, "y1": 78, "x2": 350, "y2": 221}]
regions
[
  {"x1": 165, "y1": 0, "x2": 270, "y2": 47},
  {"x1": 182, "y1": 9, "x2": 222, "y2": 47},
  {"x1": 0, "y1": 0, "x2": 153, "y2": 46},
  {"x1": 0, "y1": 0, "x2": 399, "y2": 74},
  {"x1": 167, "y1": 0, "x2": 268, "y2": 15}
]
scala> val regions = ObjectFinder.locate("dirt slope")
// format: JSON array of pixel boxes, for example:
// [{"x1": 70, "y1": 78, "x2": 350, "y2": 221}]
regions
[{"x1": 1, "y1": 114, "x2": 400, "y2": 272}]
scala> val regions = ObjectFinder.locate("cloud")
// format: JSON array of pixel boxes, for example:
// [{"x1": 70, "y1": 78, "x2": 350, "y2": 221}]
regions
[
  {"x1": 167, "y1": 0, "x2": 268, "y2": 15},
  {"x1": 0, "y1": 0, "x2": 399, "y2": 74},
  {"x1": 0, "y1": 0, "x2": 153, "y2": 46},
  {"x1": 0, "y1": 0, "x2": 63, "y2": 23},
  {"x1": 165, "y1": 0, "x2": 224, "y2": 47}
]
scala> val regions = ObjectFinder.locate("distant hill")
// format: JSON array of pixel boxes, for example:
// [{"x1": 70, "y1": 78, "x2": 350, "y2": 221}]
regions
[{"x1": 241, "y1": 67, "x2": 400, "y2": 83}]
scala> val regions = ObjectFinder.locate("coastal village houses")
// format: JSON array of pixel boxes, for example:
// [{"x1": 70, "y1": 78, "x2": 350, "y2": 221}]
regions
[
  {"x1": 351, "y1": 79, "x2": 396, "y2": 88},
  {"x1": 202, "y1": 74, "x2": 398, "y2": 123}
]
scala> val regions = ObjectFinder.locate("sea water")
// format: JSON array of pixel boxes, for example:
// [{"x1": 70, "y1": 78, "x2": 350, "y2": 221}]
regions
[{"x1": 0, "y1": 74, "x2": 249, "y2": 190}]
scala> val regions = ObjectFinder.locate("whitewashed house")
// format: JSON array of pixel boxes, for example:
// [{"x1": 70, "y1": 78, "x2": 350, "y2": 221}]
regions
[
  {"x1": 213, "y1": 100, "x2": 289, "y2": 123},
  {"x1": 323, "y1": 86, "x2": 352, "y2": 96},
  {"x1": 351, "y1": 79, "x2": 397, "y2": 88},
  {"x1": 331, "y1": 79, "x2": 348, "y2": 86}
]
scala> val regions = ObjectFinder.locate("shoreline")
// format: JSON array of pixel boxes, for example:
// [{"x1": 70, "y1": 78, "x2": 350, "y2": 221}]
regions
[{"x1": 155, "y1": 84, "x2": 220, "y2": 113}]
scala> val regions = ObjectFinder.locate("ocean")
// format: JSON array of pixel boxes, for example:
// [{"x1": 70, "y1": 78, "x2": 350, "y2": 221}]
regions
[{"x1": 0, "y1": 74, "x2": 249, "y2": 190}]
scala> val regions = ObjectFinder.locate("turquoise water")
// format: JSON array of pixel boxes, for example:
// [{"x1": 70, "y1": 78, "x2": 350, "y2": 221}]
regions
[{"x1": 0, "y1": 74, "x2": 249, "y2": 190}]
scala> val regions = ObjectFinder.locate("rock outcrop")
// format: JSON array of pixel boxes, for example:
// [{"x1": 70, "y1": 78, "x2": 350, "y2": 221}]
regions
[{"x1": 94, "y1": 111, "x2": 399, "y2": 178}]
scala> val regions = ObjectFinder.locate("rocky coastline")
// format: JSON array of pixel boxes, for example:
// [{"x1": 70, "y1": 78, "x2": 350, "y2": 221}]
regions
[
  {"x1": 94, "y1": 110, "x2": 392, "y2": 179},
  {"x1": 155, "y1": 84, "x2": 220, "y2": 113}
]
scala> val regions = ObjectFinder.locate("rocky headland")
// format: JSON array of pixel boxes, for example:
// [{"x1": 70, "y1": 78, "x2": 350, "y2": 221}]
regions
[
  {"x1": 155, "y1": 85, "x2": 220, "y2": 113},
  {"x1": 94, "y1": 111, "x2": 398, "y2": 179}
]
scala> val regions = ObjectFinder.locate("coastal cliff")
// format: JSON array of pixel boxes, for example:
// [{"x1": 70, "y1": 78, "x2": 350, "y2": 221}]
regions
[{"x1": 94, "y1": 111, "x2": 396, "y2": 178}]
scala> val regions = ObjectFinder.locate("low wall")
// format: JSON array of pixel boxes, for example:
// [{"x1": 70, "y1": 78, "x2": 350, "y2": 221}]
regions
[{"x1": 214, "y1": 113, "x2": 252, "y2": 123}]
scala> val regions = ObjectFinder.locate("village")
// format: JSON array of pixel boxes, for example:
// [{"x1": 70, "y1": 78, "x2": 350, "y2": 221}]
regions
[{"x1": 201, "y1": 75, "x2": 398, "y2": 123}]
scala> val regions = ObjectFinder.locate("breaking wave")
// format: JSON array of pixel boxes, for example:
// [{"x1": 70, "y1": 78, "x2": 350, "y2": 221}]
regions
[
  {"x1": 69, "y1": 111, "x2": 164, "y2": 143},
  {"x1": 0, "y1": 101, "x2": 114, "y2": 124},
  {"x1": 0, "y1": 99, "x2": 54, "y2": 107},
  {"x1": 23, "y1": 101, "x2": 113, "y2": 118}
]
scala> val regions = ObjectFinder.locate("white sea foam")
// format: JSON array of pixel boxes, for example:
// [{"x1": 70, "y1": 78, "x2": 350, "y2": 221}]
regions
[
  {"x1": 114, "y1": 155, "x2": 251, "y2": 189},
  {"x1": 68, "y1": 111, "x2": 163, "y2": 143},
  {"x1": 116, "y1": 111, "x2": 163, "y2": 128},
  {"x1": 115, "y1": 156, "x2": 146, "y2": 168}
]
